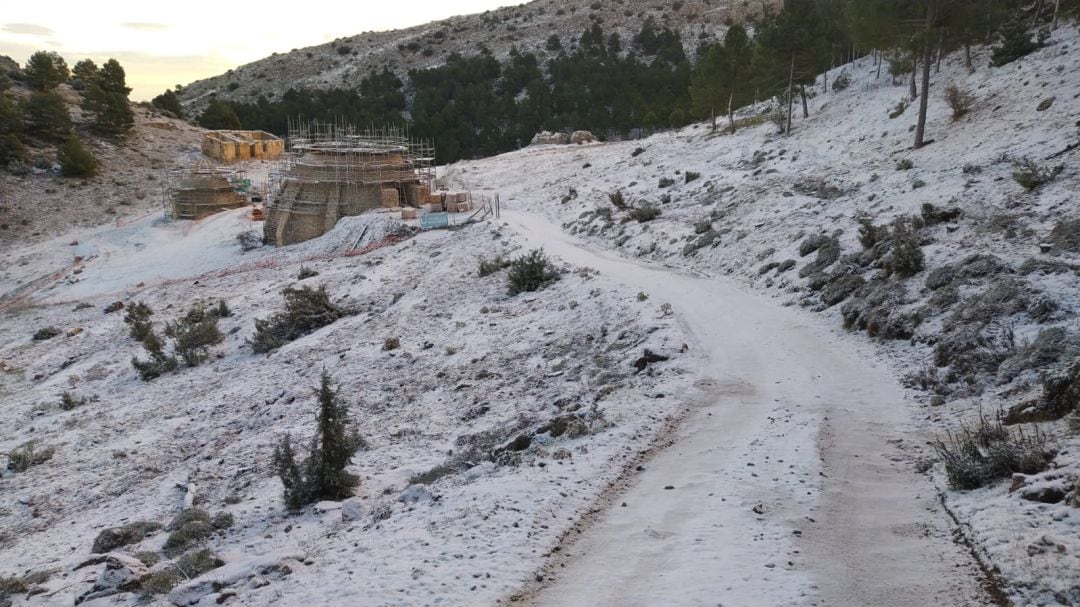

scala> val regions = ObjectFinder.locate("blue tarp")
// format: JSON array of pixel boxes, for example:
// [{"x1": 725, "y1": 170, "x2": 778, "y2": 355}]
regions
[{"x1": 420, "y1": 212, "x2": 450, "y2": 229}]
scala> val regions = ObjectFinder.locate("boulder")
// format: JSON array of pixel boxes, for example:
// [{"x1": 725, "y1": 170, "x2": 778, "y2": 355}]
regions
[
  {"x1": 341, "y1": 498, "x2": 365, "y2": 522},
  {"x1": 569, "y1": 130, "x2": 596, "y2": 144},
  {"x1": 75, "y1": 554, "x2": 150, "y2": 605},
  {"x1": 398, "y1": 485, "x2": 433, "y2": 504},
  {"x1": 530, "y1": 131, "x2": 569, "y2": 146}
]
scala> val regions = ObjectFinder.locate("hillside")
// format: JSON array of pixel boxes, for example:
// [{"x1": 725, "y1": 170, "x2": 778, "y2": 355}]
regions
[{"x1": 177, "y1": 0, "x2": 779, "y2": 113}]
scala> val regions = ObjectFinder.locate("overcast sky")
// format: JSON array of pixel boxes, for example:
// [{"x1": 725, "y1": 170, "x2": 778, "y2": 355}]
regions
[{"x1": 0, "y1": 0, "x2": 515, "y2": 101}]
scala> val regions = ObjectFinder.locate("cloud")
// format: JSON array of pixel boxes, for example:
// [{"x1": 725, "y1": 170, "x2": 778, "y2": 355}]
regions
[
  {"x1": 121, "y1": 22, "x2": 170, "y2": 32},
  {"x1": 2, "y1": 23, "x2": 54, "y2": 36}
]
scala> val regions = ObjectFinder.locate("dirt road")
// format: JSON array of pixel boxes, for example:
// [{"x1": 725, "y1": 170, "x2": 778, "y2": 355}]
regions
[{"x1": 505, "y1": 210, "x2": 991, "y2": 607}]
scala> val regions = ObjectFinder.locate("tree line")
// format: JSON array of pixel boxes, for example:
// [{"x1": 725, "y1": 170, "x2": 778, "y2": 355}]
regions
[
  {"x1": 1, "y1": 51, "x2": 137, "y2": 176},
  {"x1": 188, "y1": 0, "x2": 1073, "y2": 163}
]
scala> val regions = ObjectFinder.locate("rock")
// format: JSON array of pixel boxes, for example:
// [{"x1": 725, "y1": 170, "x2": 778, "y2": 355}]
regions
[
  {"x1": 1021, "y1": 485, "x2": 1068, "y2": 504},
  {"x1": 530, "y1": 131, "x2": 569, "y2": 146},
  {"x1": 633, "y1": 349, "x2": 670, "y2": 372},
  {"x1": 569, "y1": 130, "x2": 596, "y2": 144},
  {"x1": 75, "y1": 554, "x2": 150, "y2": 605},
  {"x1": 339, "y1": 498, "x2": 364, "y2": 521},
  {"x1": 398, "y1": 485, "x2": 433, "y2": 504},
  {"x1": 314, "y1": 500, "x2": 342, "y2": 512},
  {"x1": 1036, "y1": 97, "x2": 1055, "y2": 112}
]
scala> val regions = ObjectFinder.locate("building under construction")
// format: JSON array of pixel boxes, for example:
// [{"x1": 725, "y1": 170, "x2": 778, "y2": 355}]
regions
[
  {"x1": 264, "y1": 121, "x2": 435, "y2": 246},
  {"x1": 202, "y1": 130, "x2": 285, "y2": 163},
  {"x1": 163, "y1": 164, "x2": 252, "y2": 220}
]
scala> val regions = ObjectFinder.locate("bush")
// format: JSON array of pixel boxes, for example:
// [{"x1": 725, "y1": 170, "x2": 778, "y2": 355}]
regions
[
  {"x1": 91, "y1": 521, "x2": 162, "y2": 554},
  {"x1": 856, "y1": 215, "x2": 889, "y2": 250},
  {"x1": 123, "y1": 301, "x2": 155, "y2": 342},
  {"x1": 1012, "y1": 157, "x2": 1063, "y2": 190},
  {"x1": 888, "y1": 98, "x2": 909, "y2": 119},
  {"x1": 250, "y1": 286, "x2": 347, "y2": 353},
  {"x1": 608, "y1": 190, "x2": 629, "y2": 210},
  {"x1": 7, "y1": 441, "x2": 55, "y2": 472},
  {"x1": 297, "y1": 266, "x2": 319, "y2": 280},
  {"x1": 888, "y1": 217, "x2": 924, "y2": 278},
  {"x1": 273, "y1": 373, "x2": 359, "y2": 510},
  {"x1": 382, "y1": 337, "x2": 400, "y2": 351},
  {"x1": 934, "y1": 412, "x2": 1053, "y2": 490},
  {"x1": 32, "y1": 326, "x2": 61, "y2": 341},
  {"x1": 151, "y1": 89, "x2": 184, "y2": 118},
  {"x1": 684, "y1": 171, "x2": 701, "y2": 184},
  {"x1": 990, "y1": 21, "x2": 1039, "y2": 67},
  {"x1": 126, "y1": 301, "x2": 222, "y2": 379},
  {"x1": 163, "y1": 509, "x2": 214, "y2": 557},
  {"x1": 631, "y1": 147, "x2": 645, "y2": 157},
  {"x1": 164, "y1": 303, "x2": 224, "y2": 367},
  {"x1": 944, "y1": 84, "x2": 973, "y2": 120},
  {"x1": 58, "y1": 135, "x2": 97, "y2": 177},
  {"x1": 197, "y1": 98, "x2": 241, "y2": 130},
  {"x1": 237, "y1": 231, "x2": 263, "y2": 251},
  {"x1": 658, "y1": 177, "x2": 675, "y2": 188},
  {"x1": 59, "y1": 391, "x2": 85, "y2": 410},
  {"x1": 628, "y1": 204, "x2": 661, "y2": 223},
  {"x1": 21, "y1": 91, "x2": 71, "y2": 142},
  {"x1": 507, "y1": 249, "x2": 559, "y2": 295},
  {"x1": 896, "y1": 158, "x2": 914, "y2": 171},
  {"x1": 478, "y1": 256, "x2": 511, "y2": 277},
  {"x1": 832, "y1": 71, "x2": 851, "y2": 92}
]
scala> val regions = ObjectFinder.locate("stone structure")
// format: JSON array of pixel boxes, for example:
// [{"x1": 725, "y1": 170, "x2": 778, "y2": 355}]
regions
[
  {"x1": 165, "y1": 166, "x2": 249, "y2": 220},
  {"x1": 202, "y1": 130, "x2": 284, "y2": 163}
]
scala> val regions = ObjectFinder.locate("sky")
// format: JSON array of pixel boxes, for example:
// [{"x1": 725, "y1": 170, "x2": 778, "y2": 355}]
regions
[{"x1": 0, "y1": 0, "x2": 516, "y2": 101}]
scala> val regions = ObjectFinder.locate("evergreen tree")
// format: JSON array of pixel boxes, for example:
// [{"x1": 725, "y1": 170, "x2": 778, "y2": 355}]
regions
[
  {"x1": 690, "y1": 24, "x2": 752, "y2": 131},
  {"x1": 58, "y1": 134, "x2": 97, "y2": 177},
  {"x1": 82, "y1": 84, "x2": 134, "y2": 137},
  {"x1": 98, "y1": 59, "x2": 132, "y2": 95},
  {"x1": 21, "y1": 91, "x2": 71, "y2": 141},
  {"x1": 71, "y1": 59, "x2": 100, "y2": 89},
  {"x1": 197, "y1": 98, "x2": 242, "y2": 129},
  {"x1": 990, "y1": 20, "x2": 1039, "y2": 66},
  {"x1": 0, "y1": 93, "x2": 27, "y2": 164},
  {"x1": 152, "y1": 89, "x2": 185, "y2": 118},
  {"x1": 24, "y1": 51, "x2": 69, "y2": 90}
]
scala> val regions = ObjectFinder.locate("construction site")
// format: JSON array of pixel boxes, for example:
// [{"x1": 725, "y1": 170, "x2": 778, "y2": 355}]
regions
[
  {"x1": 162, "y1": 163, "x2": 255, "y2": 220},
  {"x1": 263, "y1": 122, "x2": 437, "y2": 246},
  {"x1": 201, "y1": 130, "x2": 285, "y2": 163}
]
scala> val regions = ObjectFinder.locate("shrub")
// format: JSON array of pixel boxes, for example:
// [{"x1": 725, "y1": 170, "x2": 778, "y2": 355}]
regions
[
  {"x1": 684, "y1": 171, "x2": 701, "y2": 184},
  {"x1": 888, "y1": 217, "x2": 924, "y2": 278},
  {"x1": 629, "y1": 204, "x2": 661, "y2": 223},
  {"x1": 934, "y1": 412, "x2": 1053, "y2": 490},
  {"x1": 382, "y1": 337, "x2": 400, "y2": 351},
  {"x1": 59, "y1": 391, "x2": 85, "y2": 410},
  {"x1": 124, "y1": 301, "x2": 155, "y2": 342},
  {"x1": 237, "y1": 230, "x2": 263, "y2": 251},
  {"x1": 608, "y1": 190, "x2": 629, "y2": 210},
  {"x1": 7, "y1": 441, "x2": 55, "y2": 472},
  {"x1": 856, "y1": 215, "x2": 889, "y2": 250},
  {"x1": 164, "y1": 304, "x2": 224, "y2": 367},
  {"x1": 216, "y1": 300, "x2": 232, "y2": 318},
  {"x1": 151, "y1": 89, "x2": 184, "y2": 118},
  {"x1": 58, "y1": 135, "x2": 97, "y2": 177},
  {"x1": 163, "y1": 509, "x2": 214, "y2": 557},
  {"x1": 273, "y1": 373, "x2": 359, "y2": 510},
  {"x1": 1012, "y1": 157, "x2": 1063, "y2": 190},
  {"x1": 896, "y1": 158, "x2": 914, "y2": 171},
  {"x1": 91, "y1": 521, "x2": 162, "y2": 554},
  {"x1": 888, "y1": 98, "x2": 909, "y2": 119},
  {"x1": 658, "y1": 177, "x2": 675, "y2": 188},
  {"x1": 990, "y1": 21, "x2": 1039, "y2": 67},
  {"x1": 507, "y1": 249, "x2": 559, "y2": 295},
  {"x1": 0, "y1": 576, "x2": 29, "y2": 604},
  {"x1": 477, "y1": 256, "x2": 511, "y2": 277},
  {"x1": 631, "y1": 147, "x2": 645, "y2": 157},
  {"x1": 32, "y1": 326, "x2": 61, "y2": 341},
  {"x1": 832, "y1": 71, "x2": 851, "y2": 92},
  {"x1": 297, "y1": 266, "x2": 319, "y2": 280},
  {"x1": 251, "y1": 286, "x2": 347, "y2": 353},
  {"x1": 944, "y1": 84, "x2": 973, "y2": 120}
]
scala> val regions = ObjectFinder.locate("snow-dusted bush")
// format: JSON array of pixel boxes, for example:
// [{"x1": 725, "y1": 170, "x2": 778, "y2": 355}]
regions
[
  {"x1": 91, "y1": 521, "x2": 161, "y2": 554},
  {"x1": 507, "y1": 249, "x2": 559, "y2": 295},
  {"x1": 856, "y1": 215, "x2": 888, "y2": 249},
  {"x1": 236, "y1": 230, "x2": 263, "y2": 251},
  {"x1": 272, "y1": 373, "x2": 359, "y2": 510},
  {"x1": 250, "y1": 286, "x2": 347, "y2": 354},
  {"x1": 297, "y1": 266, "x2": 319, "y2": 280},
  {"x1": 7, "y1": 441, "x2": 55, "y2": 473},
  {"x1": 934, "y1": 412, "x2": 1052, "y2": 490},
  {"x1": 1012, "y1": 157, "x2": 1063, "y2": 191},
  {"x1": 887, "y1": 217, "x2": 924, "y2": 278},
  {"x1": 31, "y1": 326, "x2": 60, "y2": 341},
  {"x1": 607, "y1": 189, "x2": 629, "y2": 210},
  {"x1": 477, "y1": 256, "x2": 511, "y2": 277},
  {"x1": 164, "y1": 304, "x2": 224, "y2": 367},
  {"x1": 831, "y1": 71, "x2": 851, "y2": 92},
  {"x1": 944, "y1": 83, "x2": 974, "y2": 120},
  {"x1": 629, "y1": 204, "x2": 661, "y2": 223}
]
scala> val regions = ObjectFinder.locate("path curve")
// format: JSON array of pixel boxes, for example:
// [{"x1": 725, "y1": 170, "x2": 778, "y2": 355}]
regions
[{"x1": 503, "y1": 210, "x2": 991, "y2": 607}]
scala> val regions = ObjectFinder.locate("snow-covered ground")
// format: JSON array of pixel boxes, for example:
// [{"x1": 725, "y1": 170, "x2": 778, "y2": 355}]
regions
[{"x1": 452, "y1": 26, "x2": 1080, "y2": 606}]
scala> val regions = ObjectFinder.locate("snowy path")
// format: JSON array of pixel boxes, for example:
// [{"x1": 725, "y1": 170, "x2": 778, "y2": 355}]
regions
[{"x1": 504, "y1": 210, "x2": 991, "y2": 607}]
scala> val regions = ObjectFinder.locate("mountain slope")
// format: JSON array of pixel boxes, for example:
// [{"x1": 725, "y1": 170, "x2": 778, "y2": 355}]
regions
[{"x1": 177, "y1": 0, "x2": 779, "y2": 112}]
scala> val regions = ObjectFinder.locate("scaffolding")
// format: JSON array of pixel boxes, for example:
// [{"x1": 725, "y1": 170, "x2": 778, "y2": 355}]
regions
[
  {"x1": 264, "y1": 120, "x2": 437, "y2": 246},
  {"x1": 162, "y1": 162, "x2": 251, "y2": 220}
]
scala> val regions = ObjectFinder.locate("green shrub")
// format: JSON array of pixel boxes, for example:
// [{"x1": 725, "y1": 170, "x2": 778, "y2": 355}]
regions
[
  {"x1": 507, "y1": 249, "x2": 559, "y2": 295},
  {"x1": 1012, "y1": 157, "x2": 1063, "y2": 191},
  {"x1": 934, "y1": 412, "x2": 1052, "y2": 490},
  {"x1": 888, "y1": 216, "x2": 924, "y2": 278},
  {"x1": 382, "y1": 337, "x2": 401, "y2": 351},
  {"x1": 164, "y1": 304, "x2": 224, "y2": 367},
  {"x1": 608, "y1": 190, "x2": 629, "y2": 210},
  {"x1": 91, "y1": 521, "x2": 162, "y2": 554},
  {"x1": 684, "y1": 171, "x2": 701, "y2": 184},
  {"x1": 896, "y1": 158, "x2": 914, "y2": 171},
  {"x1": 7, "y1": 441, "x2": 55, "y2": 472},
  {"x1": 124, "y1": 301, "x2": 155, "y2": 342},
  {"x1": 32, "y1": 326, "x2": 61, "y2": 341},
  {"x1": 478, "y1": 256, "x2": 511, "y2": 277},
  {"x1": 273, "y1": 373, "x2": 359, "y2": 510},
  {"x1": 658, "y1": 177, "x2": 675, "y2": 188},
  {"x1": 250, "y1": 286, "x2": 348, "y2": 353},
  {"x1": 60, "y1": 391, "x2": 85, "y2": 410},
  {"x1": 856, "y1": 215, "x2": 888, "y2": 250},
  {"x1": 151, "y1": 89, "x2": 184, "y2": 118},
  {"x1": 163, "y1": 509, "x2": 214, "y2": 557},
  {"x1": 629, "y1": 204, "x2": 661, "y2": 223},
  {"x1": 197, "y1": 98, "x2": 241, "y2": 130},
  {"x1": 297, "y1": 266, "x2": 319, "y2": 280},
  {"x1": 990, "y1": 22, "x2": 1039, "y2": 67},
  {"x1": 58, "y1": 135, "x2": 97, "y2": 177},
  {"x1": 831, "y1": 70, "x2": 851, "y2": 92}
]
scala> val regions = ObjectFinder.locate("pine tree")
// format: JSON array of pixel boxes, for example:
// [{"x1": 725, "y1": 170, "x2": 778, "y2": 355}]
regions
[
  {"x1": 151, "y1": 89, "x2": 185, "y2": 118},
  {"x1": 0, "y1": 93, "x2": 26, "y2": 164},
  {"x1": 98, "y1": 59, "x2": 132, "y2": 95},
  {"x1": 71, "y1": 59, "x2": 100, "y2": 89},
  {"x1": 24, "y1": 51, "x2": 69, "y2": 90},
  {"x1": 272, "y1": 435, "x2": 307, "y2": 510},
  {"x1": 82, "y1": 84, "x2": 134, "y2": 138},
  {"x1": 57, "y1": 134, "x2": 97, "y2": 177},
  {"x1": 197, "y1": 99, "x2": 242, "y2": 130},
  {"x1": 21, "y1": 91, "x2": 71, "y2": 142}
]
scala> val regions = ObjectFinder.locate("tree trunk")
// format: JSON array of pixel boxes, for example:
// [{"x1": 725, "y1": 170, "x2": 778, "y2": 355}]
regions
[
  {"x1": 909, "y1": 62, "x2": 918, "y2": 99},
  {"x1": 1053, "y1": 0, "x2": 1061, "y2": 29},
  {"x1": 727, "y1": 90, "x2": 735, "y2": 133},
  {"x1": 1031, "y1": 0, "x2": 1044, "y2": 28},
  {"x1": 964, "y1": 42, "x2": 973, "y2": 73},
  {"x1": 877, "y1": 50, "x2": 883, "y2": 79},
  {"x1": 786, "y1": 52, "x2": 795, "y2": 135},
  {"x1": 800, "y1": 85, "x2": 809, "y2": 118},
  {"x1": 936, "y1": 29, "x2": 944, "y2": 73},
  {"x1": 915, "y1": 18, "x2": 935, "y2": 149}
]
